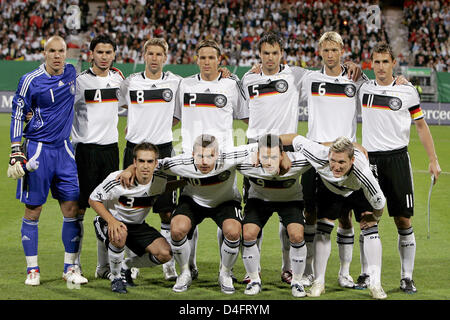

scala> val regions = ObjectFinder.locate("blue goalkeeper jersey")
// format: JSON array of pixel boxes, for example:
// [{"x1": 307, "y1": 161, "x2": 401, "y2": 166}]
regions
[{"x1": 10, "y1": 63, "x2": 76, "y2": 144}]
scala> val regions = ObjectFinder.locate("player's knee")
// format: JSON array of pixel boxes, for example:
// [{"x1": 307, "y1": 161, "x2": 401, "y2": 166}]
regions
[
  {"x1": 156, "y1": 247, "x2": 173, "y2": 264},
  {"x1": 222, "y1": 219, "x2": 241, "y2": 241},
  {"x1": 394, "y1": 216, "x2": 411, "y2": 229},
  {"x1": 289, "y1": 232, "x2": 304, "y2": 244},
  {"x1": 24, "y1": 205, "x2": 42, "y2": 220},
  {"x1": 243, "y1": 224, "x2": 259, "y2": 242},
  {"x1": 170, "y1": 215, "x2": 191, "y2": 241}
]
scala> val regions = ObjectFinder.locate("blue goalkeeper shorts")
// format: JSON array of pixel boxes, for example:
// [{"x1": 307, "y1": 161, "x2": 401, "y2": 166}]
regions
[{"x1": 16, "y1": 139, "x2": 80, "y2": 206}]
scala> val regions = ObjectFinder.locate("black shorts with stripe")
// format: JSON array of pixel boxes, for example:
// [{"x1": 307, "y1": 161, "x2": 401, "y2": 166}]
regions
[
  {"x1": 243, "y1": 198, "x2": 305, "y2": 228},
  {"x1": 173, "y1": 195, "x2": 242, "y2": 239},
  {"x1": 123, "y1": 141, "x2": 177, "y2": 214},
  {"x1": 368, "y1": 147, "x2": 414, "y2": 217},
  {"x1": 317, "y1": 178, "x2": 373, "y2": 222},
  {"x1": 93, "y1": 216, "x2": 163, "y2": 257},
  {"x1": 75, "y1": 142, "x2": 119, "y2": 209}
]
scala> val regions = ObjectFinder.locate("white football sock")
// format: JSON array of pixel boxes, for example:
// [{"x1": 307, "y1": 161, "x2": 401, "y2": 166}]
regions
[
  {"x1": 242, "y1": 239, "x2": 260, "y2": 282},
  {"x1": 314, "y1": 220, "x2": 334, "y2": 284},
  {"x1": 172, "y1": 236, "x2": 190, "y2": 274},
  {"x1": 108, "y1": 244, "x2": 124, "y2": 280},
  {"x1": 398, "y1": 227, "x2": 415, "y2": 280},
  {"x1": 362, "y1": 225, "x2": 382, "y2": 286},
  {"x1": 290, "y1": 240, "x2": 307, "y2": 283},
  {"x1": 220, "y1": 237, "x2": 240, "y2": 275},
  {"x1": 337, "y1": 227, "x2": 354, "y2": 277}
]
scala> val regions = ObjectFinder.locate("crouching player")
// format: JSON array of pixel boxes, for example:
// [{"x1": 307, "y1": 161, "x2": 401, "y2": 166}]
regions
[
  {"x1": 282, "y1": 134, "x2": 387, "y2": 299},
  {"x1": 238, "y1": 134, "x2": 311, "y2": 297},
  {"x1": 88, "y1": 143, "x2": 173, "y2": 293}
]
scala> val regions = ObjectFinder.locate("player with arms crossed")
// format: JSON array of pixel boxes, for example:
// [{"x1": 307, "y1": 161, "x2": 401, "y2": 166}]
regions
[
  {"x1": 89, "y1": 143, "x2": 173, "y2": 294},
  {"x1": 358, "y1": 42, "x2": 441, "y2": 293},
  {"x1": 238, "y1": 134, "x2": 311, "y2": 297},
  {"x1": 72, "y1": 34, "x2": 124, "y2": 280},
  {"x1": 119, "y1": 38, "x2": 181, "y2": 281},
  {"x1": 281, "y1": 134, "x2": 388, "y2": 299},
  {"x1": 8, "y1": 36, "x2": 84, "y2": 286}
]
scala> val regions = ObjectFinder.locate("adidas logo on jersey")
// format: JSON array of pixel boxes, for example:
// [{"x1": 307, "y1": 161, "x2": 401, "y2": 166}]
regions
[
  {"x1": 205, "y1": 88, "x2": 211, "y2": 93},
  {"x1": 106, "y1": 83, "x2": 111, "y2": 87},
  {"x1": 58, "y1": 80, "x2": 65, "y2": 87},
  {"x1": 152, "y1": 84, "x2": 157, "y2": 88}
]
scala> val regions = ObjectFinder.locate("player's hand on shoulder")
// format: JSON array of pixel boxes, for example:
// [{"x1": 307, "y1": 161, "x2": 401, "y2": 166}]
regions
[
  {"x1": 219, "y1": 67, "x2": 231, "y2": 78},
  {"x1": 116, "y1": 165, "x2": 135, "y2": 188},
  {"x1": 344, "y1": 61, "x2": 361, "y2": 81},
  {"x1": 279, "y1": 151, "x2": 292, "y2": 175},
  {"x1": 251, "y1": 63, "x2": 262, "y2": 74},
  {"x1": 394, "y1": 75, "x2": 409, "y2": 85}
]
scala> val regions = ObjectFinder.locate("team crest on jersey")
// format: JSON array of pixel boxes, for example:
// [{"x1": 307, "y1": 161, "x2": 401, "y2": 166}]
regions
[
  {"x1": 388, "y1": 97, "x2": 402, "y2": 111},
  {"x1": 162, "y1": 89, "x2": 173, "y2": 102},
  {"x1": 344, "y1": 84, "x2": 356, "y2": 97},
  {"x1": 214, "y1": 94, "x2": 227, "y2": 108},
  {"x1": 275, "y1": 80, "x2": 288, "y2": 93},
  {"x1": 115, "y1": 88, "x2": 121, "y2": 99}
]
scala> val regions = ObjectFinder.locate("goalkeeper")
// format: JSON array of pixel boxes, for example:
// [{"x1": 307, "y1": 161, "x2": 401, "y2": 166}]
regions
[{"x1": 8, "y1": 36, "x2": 85, "y2": 287}]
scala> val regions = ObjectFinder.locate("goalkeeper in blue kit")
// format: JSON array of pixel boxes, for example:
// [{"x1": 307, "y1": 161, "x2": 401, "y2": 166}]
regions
[{"x1": 8, "y1": 36, "x2": 87, "y2": 286}]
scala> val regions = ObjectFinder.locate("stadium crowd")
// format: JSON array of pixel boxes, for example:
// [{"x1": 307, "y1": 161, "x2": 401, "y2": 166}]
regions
[{"x1": 0, "y1": 0, "x2": 448, "y2": 71}]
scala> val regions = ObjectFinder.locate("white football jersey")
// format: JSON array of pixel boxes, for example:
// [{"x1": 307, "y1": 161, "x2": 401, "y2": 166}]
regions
[
  {"x1": 89, "y1": 170, "x2": 167, "y2": 224},
  {"x1": 359, "y1": 80, "x2": 423, "y2": 152},
  {"x1": 301, "y1": 66, "x2": 366, "y2": 143},
  {"x1": 241, "y1": 65, "x2": 310, "y2": 140},
  {"x1": 72, "y1": 67, "x2": 124, "y2": 145},
  {"x1": 158, "y1": 144, "x2": 256, "y2": 208},
  {"x1": 292, "y1": 135, "x2": 386, "y2": 210},
  {"x1": 237, "y1": 151, "x2": 310, "y2": 202},
  {"x1": 174, "y1": 73, "x2": 247, "y2": 153},
  {"x1": 119, "y1": 71, "x2": 182, "y2": 145}
]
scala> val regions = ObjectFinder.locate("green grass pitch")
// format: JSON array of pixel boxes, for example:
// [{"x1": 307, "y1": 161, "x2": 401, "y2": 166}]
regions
[{"x1": 0, "y1": 114, "x2": 449, "y2": 302}]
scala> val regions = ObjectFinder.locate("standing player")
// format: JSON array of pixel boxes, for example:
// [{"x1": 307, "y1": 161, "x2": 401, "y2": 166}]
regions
[
  {"x1": 89, "y1": 143, "x2": 173, "y2": 294},
  {"x1": 282, "y1": 134, "x2": 388, "y2": 299},
  {"x1": 238, "y1": 134, "x2": 310, "y2": 297},
  {"x1": 118, "y1": 38, "x2": 181, "y2": 281},
  {"x1": 358, "y1": 42, "x2": 441, "y2": 293},
  {"x1": 8, "y1": 36, "x2": 84, "y2": 286},
  {"x1": 174, "y1": 39, "x2": 247, "y2": 279},
  {"x1": 72, "y1": 34, "x2": 124, "y2": 280}
]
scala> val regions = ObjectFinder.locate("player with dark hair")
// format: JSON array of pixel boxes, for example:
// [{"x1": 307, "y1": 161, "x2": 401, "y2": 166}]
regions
[
  {"x1": 8, "y1": 36, "x2": 84, "y2": 286},
  {"x1": 89, "y1": 142, "x2": 173, "y2": 294},
  {"x1": 358, "y1": 42, "x2": 441, "y2": 293},
  {"x1": 238, "y1": 134, "x2": 310, "y2": 297},
  {"x1": 71, "y1": 34, "x2": 124, "y2": 280}
]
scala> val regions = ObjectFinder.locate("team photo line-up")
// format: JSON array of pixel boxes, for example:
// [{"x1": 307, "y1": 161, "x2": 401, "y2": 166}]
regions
[{"x1": 8, "y1": 30, "x2": 441, "y2": 299}]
